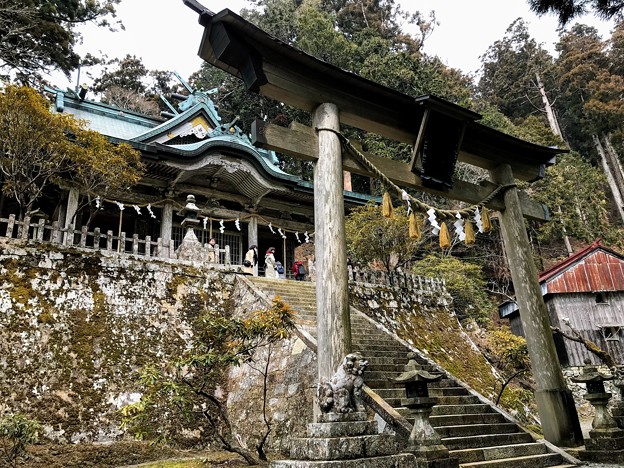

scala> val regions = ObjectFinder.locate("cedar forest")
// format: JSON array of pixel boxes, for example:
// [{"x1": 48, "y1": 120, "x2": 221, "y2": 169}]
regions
[{"x1": 3, "y1": 0, "x2": 624, "y2": 448}]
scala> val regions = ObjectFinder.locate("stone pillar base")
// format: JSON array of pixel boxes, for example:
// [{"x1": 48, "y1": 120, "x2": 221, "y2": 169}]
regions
[
  {"x1": 578, "y1": 427, "x2": 624, "y2": 463},
  {"x1": 176, "y1": 228, "x2": 204, "y2": 261},
  {"x1": 270, "y1": 412, "x2": 414, "y2": 468},
  {"x1": 535, "y1": 387, "x2": 583, "y2": 447},
  {"x1": 403, "y1": 445, "x2": 458, "y2": 467}
]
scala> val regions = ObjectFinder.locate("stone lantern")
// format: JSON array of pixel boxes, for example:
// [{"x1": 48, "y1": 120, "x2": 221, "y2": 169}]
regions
[
  {"x1": 176, "y1": 194, "x2": 204, "y2": 261},
  {"x1": 394, "y1": 367, "x2": 458, "y2": 467},
  {"x1": 571, "y1": 360, "x2": 624, "y2": 463},
  {"x1": 611, "y1": 366, "x2": 624, "y2": 429}
]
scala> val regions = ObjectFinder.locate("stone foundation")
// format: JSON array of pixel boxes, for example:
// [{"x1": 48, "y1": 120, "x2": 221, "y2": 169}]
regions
[{"x1": 0, "y1": 241, "x2": 238, "y2": 443}]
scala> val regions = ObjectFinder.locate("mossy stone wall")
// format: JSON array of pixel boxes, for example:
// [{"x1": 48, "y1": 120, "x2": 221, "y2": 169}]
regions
[
  {"x1": 348, "y1": 281, "x2": 500, "y2": 401},
  {"x1": 0, "y1": 242, "x2": 237, "y2": 443}
]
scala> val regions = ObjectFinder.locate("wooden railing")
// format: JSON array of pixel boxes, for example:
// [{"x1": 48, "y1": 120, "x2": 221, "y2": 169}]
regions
[
  {"x1": 0, "y1": 214, "x2": 231, "y2": 264},
  {"x1": 347, "y1": 264, "x2": 445, "y2": 292}
]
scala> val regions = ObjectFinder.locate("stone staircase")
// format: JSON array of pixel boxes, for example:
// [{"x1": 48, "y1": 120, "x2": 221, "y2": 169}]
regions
[{"x1": 246, "y1": 277, "x2": 578, "y2": 467}]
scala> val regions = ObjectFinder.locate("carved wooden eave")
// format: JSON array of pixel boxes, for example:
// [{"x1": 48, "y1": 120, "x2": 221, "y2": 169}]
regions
[{"x1": 185, "y1": 3, "x2": 563, "y2": 184}]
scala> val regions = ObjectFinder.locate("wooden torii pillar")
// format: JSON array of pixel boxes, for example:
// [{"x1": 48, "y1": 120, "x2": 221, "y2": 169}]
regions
[{"x1": 184, "y1": 1, "x2": 582, "y2": 447}]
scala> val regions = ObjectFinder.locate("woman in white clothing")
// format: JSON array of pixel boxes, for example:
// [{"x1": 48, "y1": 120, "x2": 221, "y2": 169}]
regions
[{"x1": 264, "y1": 247, "x2": 276, "y2": 278}]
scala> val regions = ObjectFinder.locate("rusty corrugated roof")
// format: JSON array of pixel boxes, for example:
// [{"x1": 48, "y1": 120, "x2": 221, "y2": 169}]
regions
[
  {"x1": 540, "y1": 240, "x2": 624, "y2": 293},
  {"x1": 499, "y1": 240, "x2": 624, "y2": 317}
]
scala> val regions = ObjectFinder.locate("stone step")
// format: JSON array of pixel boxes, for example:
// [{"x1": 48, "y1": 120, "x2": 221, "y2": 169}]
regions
[
  {"x1": 353, "y1": 343, "x2": 410, "y2": 353},
  {"x1": 434, "y1": 423, "x2": 520, "y2": 438},
  {"x1": 449, "y1": 442, "x2": 550, "y2": 465},
  {"x1": 430, "y1": 413, "x2": 507, "y2": 427},
  {"x1": 363, "y1": 356, "x2": 415, "y2": 366},
  {"x1": 369, "y1": 364, "x2": 439, "y2": 374},
  {"x1": 290, "y1": 434, "x2": 399, "y2": 460},
  {"x1": 280, "y1": 301, "x2": 317, "y2": 308},
  {"x1": 435, "y1": 395, "x2": 481, "y2": 405},
  {"x1": 431, "y1": 404, "x2": 496, "y2": 416},
  {"x1": 362, "y1": 363, "x2": 410, "y2": 372},
  {"x1": 352, "y1": 344, "x2": 409, "y2": 352},
  {"x1": 307, "y1": 420, "x2": 378, "y2": 438},
  {"x1": 365, "y1": 377, "x2": 451, "y2": 390},
  {"x1": 372, "y1": 388, "x2": 408, "y2": 399},
  {"x1": 283, "y1": 301, "x2": 316, "y2": 306},
  {"x1": 459, "y1": 453, "x2": 566, "y2": 468},
  {"x1": 429, "y1": 387, "x2": 468, "y2": 397},
  {"x1": 352, "y1": 350, "x2": 414, "y2": 357},
  {"x1": 364, "y1": 371, "x2": 411, "y2": 381},
  {"x1": 352, "y1": 336, "x2": 410, "y2": 345},
  {"x1": 442, "y1": 432, "x2": 534, "y2": 451},
  {"x1": 271, "y1": 454, "x2": 416, "y2": 468}
]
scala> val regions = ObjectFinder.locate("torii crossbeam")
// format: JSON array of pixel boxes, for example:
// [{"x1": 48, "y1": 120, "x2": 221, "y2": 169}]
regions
[{"x1": 184, "y1": 1, "x2": 582, "y2": 447}]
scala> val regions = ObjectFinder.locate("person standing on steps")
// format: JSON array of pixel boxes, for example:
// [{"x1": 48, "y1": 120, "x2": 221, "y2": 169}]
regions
[
  {"x1": 292, "y1": 260, "x2": 306, "y2": 281},
  {"x1": 243, "y1": 244, "x2": 258, "y2": 275},
  {"x1": 264, "y1": 247, "x2": 277, "y2": 278},
  {"x1": 275, "y1": 260, "x2": 285, "y2": 279}
]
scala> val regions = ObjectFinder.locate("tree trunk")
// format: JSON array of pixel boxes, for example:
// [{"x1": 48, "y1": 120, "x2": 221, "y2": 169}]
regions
[
  {"x1": 536, "y1": 73, "x2": 564, "y2": 139},
  {"x1": 602, "y1": 134, "x2": 624, "y2": 201},
  {"x1": 556, "y1": 205, "x2": 573, "y2": 256},
  {"x1": 593, "y1": 134, "x2": 624, "y2": 224}
]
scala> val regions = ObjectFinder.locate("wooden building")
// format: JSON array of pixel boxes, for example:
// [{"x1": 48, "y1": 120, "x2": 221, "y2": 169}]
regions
[
  {"x1": 500, "y1": 240, "x2": 624, "y2": 366},
  {"x1": 42, "y1": 82, "x2": 375, "y2": 269}
]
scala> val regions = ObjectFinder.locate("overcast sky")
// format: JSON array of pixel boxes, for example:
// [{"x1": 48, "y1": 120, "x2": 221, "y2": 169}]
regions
[{"x1": 50, "y1": 0, "x2": 614, "y2": 90}]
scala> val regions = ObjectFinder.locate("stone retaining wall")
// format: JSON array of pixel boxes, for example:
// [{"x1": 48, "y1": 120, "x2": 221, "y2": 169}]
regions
[
  {"x1": 0, "y1": 240, "x2": 237, "y2": 443},
  {"x1": 226, "y1": 278, "x2": 317, "y2": 456}
]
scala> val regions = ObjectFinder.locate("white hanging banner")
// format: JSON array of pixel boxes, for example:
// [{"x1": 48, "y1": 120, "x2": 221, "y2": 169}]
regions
[
  {"x1": 475, "y1": 207, "x2": 484, "y2": 233},
  {"x1": 427, "y1": 208, "x2": 440, "y2": 235},
  {"x1": 454, "y1": 212, "x2": 465, "y2": 241}
]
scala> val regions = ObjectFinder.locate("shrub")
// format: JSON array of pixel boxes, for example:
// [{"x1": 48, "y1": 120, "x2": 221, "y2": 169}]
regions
[
  {"x1": 0, "y1": 413, "x2": 40, "y2": 467},
  {"x1": 412, "y1": 255, "x2": 496, "y2": 325}
]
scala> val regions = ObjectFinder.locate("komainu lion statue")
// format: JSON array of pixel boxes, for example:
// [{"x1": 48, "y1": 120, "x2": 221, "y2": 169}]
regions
[{"x1": 317, "y1": 352, "x2": 368, "y2": 414}]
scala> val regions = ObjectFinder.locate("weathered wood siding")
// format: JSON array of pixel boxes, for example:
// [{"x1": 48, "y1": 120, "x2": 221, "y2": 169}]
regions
[{"x1": 547, "y1": 293, "x2": 624, "y2": 366}]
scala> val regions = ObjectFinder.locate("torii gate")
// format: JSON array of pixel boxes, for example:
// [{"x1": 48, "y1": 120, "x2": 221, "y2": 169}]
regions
[{"x1": 184, "y1": 1, "x2": 582, "y2": 447}]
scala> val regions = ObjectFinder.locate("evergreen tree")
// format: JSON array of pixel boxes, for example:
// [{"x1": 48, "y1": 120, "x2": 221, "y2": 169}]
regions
[
  {"x1": 528, "y1": 0, "x2": 624, "y2": 26},
  {"x1": 478, "y1": 19, "x2": 558, "y2": 129},
  {"x1": 0, "y1": 0, "x2": 121, "y2": 85}
]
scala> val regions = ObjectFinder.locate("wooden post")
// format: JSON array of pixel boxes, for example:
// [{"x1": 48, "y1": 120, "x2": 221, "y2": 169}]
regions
[
  {"x1": 94, "y1": 228, "x2": 101, "y2": 250},
  {"x1": 248, "y1": 215, "x2": 258, "y2": 276},
  {"x1": 160, "y1": 199, "x2": 174, "y2": 258},
  {"x1": 490, "y1": 164, "x2": 582, "y2": 447},
  {"x1": 145, "y1": 235, "x2": 151, "y2": 257},
  {"x1": 36, "y1": 219, "x2": 45, "y2": 242},
  {"x1": 106, "y1": 230, "x2": 113, "y2": 251},
  {"x1": 6, "y1": 214, "x2": 15, "y2": 238},
  {"x1": 64, "y1": 188, "x2": 79, "y2": 244},
  {"x1": 312, "y1": 103, "x2": 351, "y2": 382},
  {"x1": 20, "y1": 216, "x2": 30, "y2": 240},
  {"x1": 132, "y1": 234, "x2": 139, "y2": 255},
  {"x1": 80, "y1": 225, "x2": 88, "y2": 247},
  {"x1": 51, "y1": 221, "x2": 59, "y2": 244},
  {"x1": 65, "y1": 224, "x2": 74, "y2": 247},
  {"x1": 117, "y1": 211, "x2": 123, "y2": 253}
]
